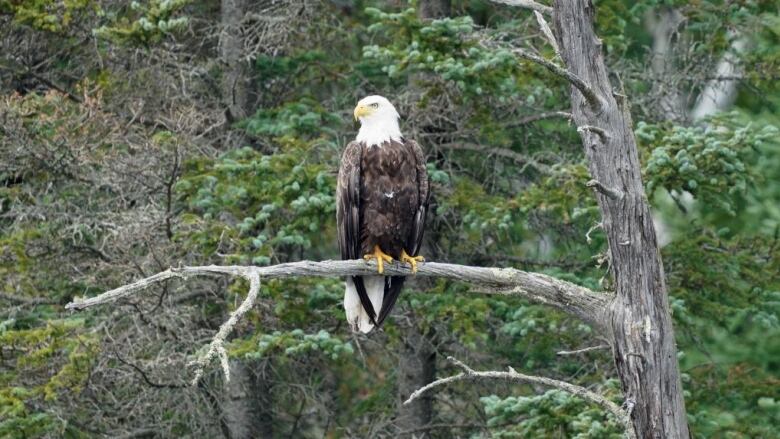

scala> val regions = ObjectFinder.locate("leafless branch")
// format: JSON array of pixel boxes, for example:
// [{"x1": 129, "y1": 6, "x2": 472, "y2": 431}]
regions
[
  {"x1": 67, "y1": 259, "x2": 611, "y2": 334},
  {"x1": 557, "y1": 344, "x2": 609, "y2": 356},
  {"x1": 404, "y1": 356, "x2": 635, "y2": 438},
  {"x1": 480, "y1": 9, "x2": 602, "y2": 110},
  {"x1": 586, "y1": 179, "x2": 624, "y2": 201},
  {"x1": 534, "y1": 11, "x2": 560, "y2": 58},
  {"x1": 188, "y1": 268, "x2": 261, "y2": 385},
  {"x1": 510, "y1": 48, "x2": 604, "y2": 110},
  {"x1": 491, "y1": 0, "x2": 553, "y2": 16},
  {"x1": 585, "y1": 222, "x2": 604, "y2": 245},
  {"x1": 577, "y1": 124, "x2": 611, "y2": 141}
]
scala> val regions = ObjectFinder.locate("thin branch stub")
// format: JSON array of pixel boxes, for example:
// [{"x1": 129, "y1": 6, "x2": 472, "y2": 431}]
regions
[
  {"x1": 586, "y1": 179, "x2": 624, "y2": 201},
  {"x1": 557, "y1": 344, "x2": 609, "y2": 356},
  {"x1": 534, "y1": 10, "x2": 561, "y2": 58},
  {"x1": 577, "y1": 124, "x2": 610, "y2": 141}
]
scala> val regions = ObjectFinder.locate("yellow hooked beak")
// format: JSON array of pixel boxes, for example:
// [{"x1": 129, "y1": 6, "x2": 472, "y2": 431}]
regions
[{"x1": 353, "y1": 104, "x2": 374, "y2": 121}]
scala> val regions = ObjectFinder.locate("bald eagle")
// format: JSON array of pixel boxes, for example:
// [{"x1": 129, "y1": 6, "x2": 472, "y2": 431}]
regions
[{"x1": 336, "y1": 96, "x2": 430, "y2": 333}]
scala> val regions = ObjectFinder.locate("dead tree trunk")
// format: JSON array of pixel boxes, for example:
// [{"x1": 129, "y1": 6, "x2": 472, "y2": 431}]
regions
[
  {"x1": 223, "y1": 359, "x2": 274, "y2": 438},
  {"x1": 418, "y1": 0, "x2": 451, "y2": 19},
  {"x1": 397, "y1": 325, "x2": 437, "y2": 436},
  {"x1": 219, "y1": 0, "x2": 251, "y2": 148},
  {"x1": 646, "y1": 7, "x2": 686, "y2": 122},
  {"x1": 552, "y1": 1, "x2": 690, "y2": 437}
]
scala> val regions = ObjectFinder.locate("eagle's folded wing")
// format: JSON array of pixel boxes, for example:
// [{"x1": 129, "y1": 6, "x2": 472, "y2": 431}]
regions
[
  {"x1": 407, "y1": 139, "x2": 430, "y2": 256},
  {"x1": 336, "y1": 141, "x2": 377, "y2": 324}
]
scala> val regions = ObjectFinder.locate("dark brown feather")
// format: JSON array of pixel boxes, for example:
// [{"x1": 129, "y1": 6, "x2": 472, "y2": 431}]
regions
[
  {"x1": 336, "y1": 141, "x2": 376, "y2": 324},
  {"x1": 375, "y1": 139, "x2": 429, "y2": 326}
]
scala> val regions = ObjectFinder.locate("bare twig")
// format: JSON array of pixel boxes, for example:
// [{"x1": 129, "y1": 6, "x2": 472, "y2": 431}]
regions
[
  {"x1": 477, "y1": 37, "x2": 601, "y2": 110},
  {"x1": 0, "y1": 60, "x2": 84, "y2": 103},
  {"x1": 534, "y1": 10, "x2": 560, "y2": 58},
  {"x1": 585, "y1": 222, "x2": 604, "y2": 244},
  {"x1": 405, "y1": 356, "x2": 635, "y2": 439},
  {"x1": 557, "y1": 344, "x2": 609, "y2": 356},
  {"x1": 586, "y1": 179, "x2": 624, "y2": 201},
  {"x1": 112, "y1": 349, "x2": 185, "y2": 389},
  {"x1": 188, "y1": 268, "x2": 261, "y2": 385},
  {"x1": 577, "y1": 124, "x2": 611, "y2": 141}
]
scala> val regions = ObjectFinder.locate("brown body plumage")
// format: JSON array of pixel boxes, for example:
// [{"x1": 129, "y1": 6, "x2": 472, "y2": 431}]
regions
[
  {"x1": 337, "y1": 136, "x2": 429, "y2": 331},
  {"x1": 359, "y1": 139, "x2": 427, "y2": 258}
]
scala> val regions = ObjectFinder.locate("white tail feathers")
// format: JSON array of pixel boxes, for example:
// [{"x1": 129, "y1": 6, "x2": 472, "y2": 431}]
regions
[{"x1": 344, "y1": 276, "x2": 385, "y2": 333}]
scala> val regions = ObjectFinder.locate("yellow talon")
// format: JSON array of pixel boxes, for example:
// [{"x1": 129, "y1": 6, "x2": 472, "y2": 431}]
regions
[
  {"x1": 363, "y1": 245, "x2": 394, "y2": 274},
  {"x1": 401, "y1": 249, "x2": 425, "y2": 273}
]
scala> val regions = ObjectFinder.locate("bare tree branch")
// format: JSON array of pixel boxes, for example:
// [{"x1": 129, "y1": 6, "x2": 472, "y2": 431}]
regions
[
  {"x1": 188, "y1": 268, "x2": 260, "y2": 385},
  {"x1": 477, "y1": 36, "x2": 602, "y2": 110},
  {"x1": 491, "y1": 0, "x2": 553, "y2": 16},
  {"x1": 557, "y1": 344, "x2": 609, "y2": 356},
  {"x1": 404, "y1": 356, "x2": 636, "y2": 439},
  {"x1": 586, "y1": 179, "x2": 624, "y2": 201},
  {"x1": 534, "y1": 10, "x2": 560, "y2": 58},
  {"x1": 510, "y1": 48, "x2": 604, "y2": 110},
  {"x1": 67, "y1": 260, "x2": 611, "y2": 330}
]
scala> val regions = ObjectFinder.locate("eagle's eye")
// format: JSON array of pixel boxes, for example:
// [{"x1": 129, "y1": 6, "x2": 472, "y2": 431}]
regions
[{"x1": 369, "y1": 103, "x2": 379, "y2": 109}]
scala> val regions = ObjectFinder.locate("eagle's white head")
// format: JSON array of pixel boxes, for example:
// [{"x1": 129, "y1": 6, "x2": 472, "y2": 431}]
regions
[{"x1": 354, "y1": 95, "x2": 403, "y2": 147}]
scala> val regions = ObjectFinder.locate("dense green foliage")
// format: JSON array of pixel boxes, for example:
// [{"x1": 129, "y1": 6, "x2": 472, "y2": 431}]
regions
[{"x1": 1, "y1": 0, "x2": 778, "y2": 438}]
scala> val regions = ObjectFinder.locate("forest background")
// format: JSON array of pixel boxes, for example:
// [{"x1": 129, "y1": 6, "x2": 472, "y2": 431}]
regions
[{"x1": 1, "y1": 0, "x2": 778, "y2": 437}]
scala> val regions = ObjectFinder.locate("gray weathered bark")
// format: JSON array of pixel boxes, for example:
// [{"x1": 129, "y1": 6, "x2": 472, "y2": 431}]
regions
[{"x1": 552, "y1": 1, "x2": 690, "y2": 437}]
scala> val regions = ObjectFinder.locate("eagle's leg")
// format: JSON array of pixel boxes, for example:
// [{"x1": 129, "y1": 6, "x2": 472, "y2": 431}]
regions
[
  {"x1": 400, "y1": 249, "x2": 425, "y2": 273},
  {"x1": 363, "y1": 245, "x2": 394, "y2": 274}
]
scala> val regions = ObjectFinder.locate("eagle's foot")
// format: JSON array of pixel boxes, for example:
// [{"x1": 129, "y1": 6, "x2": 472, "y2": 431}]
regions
[
  {"x1": 400, "y1": 249, "x2": 424, "y2": 273},
  {"x1": 363, "y1": 245, "x2": 394, "y2": 274}
]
